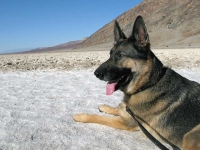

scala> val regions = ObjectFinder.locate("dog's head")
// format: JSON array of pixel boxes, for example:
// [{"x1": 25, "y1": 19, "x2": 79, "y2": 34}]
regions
[{"x1": 94, "y1": 16, "x2": 157, "y2": 95}]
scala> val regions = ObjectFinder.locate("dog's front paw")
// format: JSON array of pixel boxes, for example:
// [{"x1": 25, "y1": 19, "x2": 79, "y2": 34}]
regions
[
  {"x1": 98, "y1": 105, "x2": 111, "y2": 113},
  {"x1": 98, "y1": 105, "x2": 119, "y2": 116},
  {"x1": 73, "y1": 114, "x2": 90, "y2": 123}
]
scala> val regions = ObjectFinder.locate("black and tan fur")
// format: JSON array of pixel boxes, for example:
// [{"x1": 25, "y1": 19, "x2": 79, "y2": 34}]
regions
[{"x1": 73, "y1": 16, "x2": 200, "y2": 149}]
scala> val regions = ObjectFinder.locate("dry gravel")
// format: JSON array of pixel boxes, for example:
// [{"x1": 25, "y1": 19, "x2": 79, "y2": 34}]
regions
[{"x1": 0, "y1": 48, "x2": 200, "y2": 72}]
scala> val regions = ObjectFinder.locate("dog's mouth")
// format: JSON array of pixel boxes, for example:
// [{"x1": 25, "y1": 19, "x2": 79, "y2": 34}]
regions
[{"x1": 106, "y1": 74, "x2": 133, "y2": 95}]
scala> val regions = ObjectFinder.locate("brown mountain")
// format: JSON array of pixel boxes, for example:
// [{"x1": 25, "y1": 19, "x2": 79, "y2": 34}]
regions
[
  {"x1": 24, "y1": 38, "x2": 87, "y2": 53},
  {"x1": 76, "y1": 0, "x2": 200, "y2": 49}
]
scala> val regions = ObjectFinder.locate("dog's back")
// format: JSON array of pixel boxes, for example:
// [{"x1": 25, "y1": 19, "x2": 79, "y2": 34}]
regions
[{"x1": 153, "y1": 68, "x2": 200, "y2": 144}]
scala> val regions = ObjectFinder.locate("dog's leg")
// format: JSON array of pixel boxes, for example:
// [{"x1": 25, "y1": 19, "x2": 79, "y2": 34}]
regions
[
  {"x1": 98, "y1": 105, "x2": 120, "y2": 116},
  {"x1": 182, "y1": 124, "x2": 200, "y2": 150},
  {"x1": 73, "y1": 114, "x2": 139, "y2": 131}
]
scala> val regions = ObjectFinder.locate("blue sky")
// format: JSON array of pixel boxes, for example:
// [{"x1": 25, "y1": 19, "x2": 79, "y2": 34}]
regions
[{"x1": 0, "y1": 0, "x2": 142, "y2": 54}]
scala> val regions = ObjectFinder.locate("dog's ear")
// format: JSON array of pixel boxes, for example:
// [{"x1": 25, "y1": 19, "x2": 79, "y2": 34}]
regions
[
  {"x1": 131, "y1": 16, "x2": 149, "y2": 47},
  {"x1": 114, "y1": 20, "x2": 127, "y2": 42}
]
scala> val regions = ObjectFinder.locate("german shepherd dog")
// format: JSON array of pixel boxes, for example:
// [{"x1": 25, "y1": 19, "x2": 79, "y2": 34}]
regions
[{"x1": 73, "y1": 16, "x2": 200, "y2": 149}]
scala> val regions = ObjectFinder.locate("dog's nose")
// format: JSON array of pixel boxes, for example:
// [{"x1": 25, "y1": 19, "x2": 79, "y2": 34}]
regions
[{"x1": 94, "y1": 71, "x2": 103, "y2": 79}]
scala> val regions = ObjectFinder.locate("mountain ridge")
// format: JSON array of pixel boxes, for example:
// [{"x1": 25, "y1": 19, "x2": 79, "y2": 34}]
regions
[
  {"x1": 76, "y1": 0, "x2": 200, "y2": 49},
  {"x1": 21, "y1": 38, "x2": 87, "y2": 53},
  {"x1": 22, "y1": 0, "x2": 200, "y2": 54}
]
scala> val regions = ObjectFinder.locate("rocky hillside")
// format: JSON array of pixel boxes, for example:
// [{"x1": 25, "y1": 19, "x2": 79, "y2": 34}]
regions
[{"x1": 77, "y1": 0, "x2": 200, "y2": 49}]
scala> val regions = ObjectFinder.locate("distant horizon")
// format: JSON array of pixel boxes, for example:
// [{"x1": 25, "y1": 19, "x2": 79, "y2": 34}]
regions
[
  {"x1": 0, "y1": 0, "x2": 142, "y2": 54},
  {"x1": 2, "y1": 36, "x2": 89, "y2": 54}
]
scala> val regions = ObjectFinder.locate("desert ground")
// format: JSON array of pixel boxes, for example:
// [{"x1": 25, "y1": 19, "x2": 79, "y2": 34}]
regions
[
  {"x1": 0, "y1": 47, "x2": 200, "y2": 150},
  {"x1": 1, "y1": 45, "x2": 200, "y2": 72}
]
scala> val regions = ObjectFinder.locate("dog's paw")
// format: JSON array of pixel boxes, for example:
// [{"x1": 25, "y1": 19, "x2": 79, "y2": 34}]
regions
[
  {"x1": 98, "y1": 105, "x2": 110, "y2": 113},
  {"x1": 73, "y1": 114, "x2": 90, "y2": 123},
  {"x1": 99, "y1": 105, "x2": 119, "y2": 116},
  {"x1": 98, "y1": 105, "x2": 107, "y2": 112}
]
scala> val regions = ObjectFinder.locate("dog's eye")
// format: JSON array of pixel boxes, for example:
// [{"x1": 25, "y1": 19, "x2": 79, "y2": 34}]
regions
[
  {"x1": 119, "y1": 54, "x2": 123, "y2": 57},
  {"x1": 118, "y1": 53, "x2": 124, "y2": 58}
]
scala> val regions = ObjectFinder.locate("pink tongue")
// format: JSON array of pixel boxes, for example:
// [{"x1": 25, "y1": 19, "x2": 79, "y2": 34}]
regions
[{"x1": 106, "y1": 82, "x2": 117, "y2": 95}]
